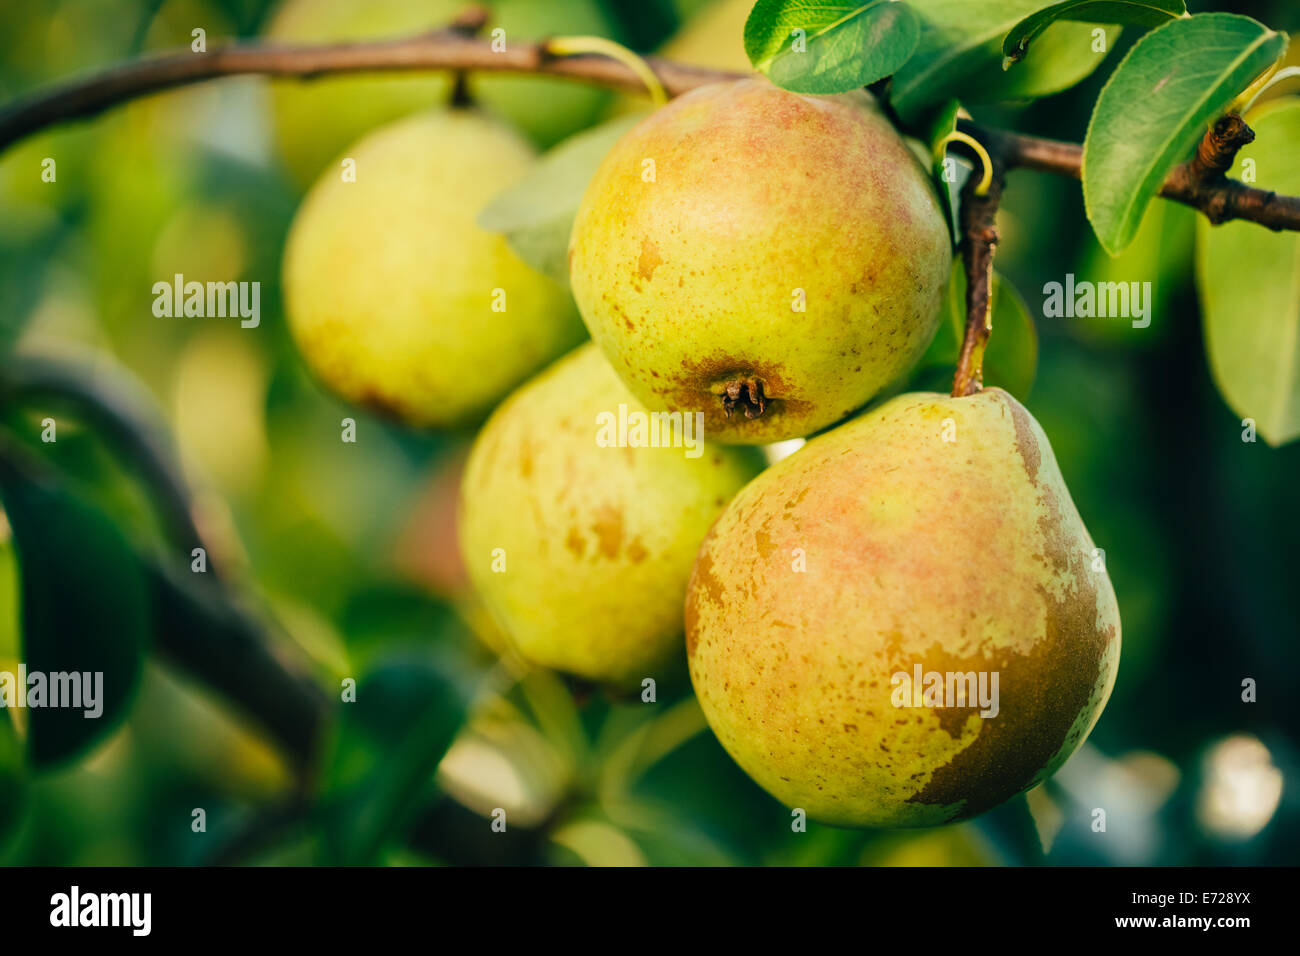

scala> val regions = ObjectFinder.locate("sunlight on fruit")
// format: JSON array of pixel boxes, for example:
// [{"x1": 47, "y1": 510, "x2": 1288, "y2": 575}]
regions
[
  {"x1": 1197, "y1": 735, "x2": 1283, "y2": 841},
  {"x1": 762, "y1": 437, "x2": 805, "y2": 464}
]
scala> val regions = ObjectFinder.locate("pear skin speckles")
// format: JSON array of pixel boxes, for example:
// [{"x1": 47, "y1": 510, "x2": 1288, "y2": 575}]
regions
[
  {"x1": 284, "y1": 111, "x2": 584, "y2": 427},
  {"x1": 569, "y1": 77, "x2": 952, "y2": 444},
  {"x1": 686, "y1": 389, "x2": 1121, "y2": 827},
  {"x1": 461, "y1": 344, "x2": 764, "y2": 689}
]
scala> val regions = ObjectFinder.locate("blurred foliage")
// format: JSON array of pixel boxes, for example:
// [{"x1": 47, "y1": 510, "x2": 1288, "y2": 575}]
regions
[{"x1": 0, "y1": 0, "x2": 1297, "y2": 867}]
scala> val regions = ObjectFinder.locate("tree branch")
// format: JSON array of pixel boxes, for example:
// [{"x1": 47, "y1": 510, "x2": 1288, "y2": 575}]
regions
[
  {"x1": 0, "y1": 353, "x2": 330, "y2": 775},
  {"x1": 966, "y1": 116, "x2": 1300, "y2": 232},
  {"x1": 0, "y1": 16, "x2": 731, "y2": 153},
  {"x1": 3, "y1": 17, "x2": 1296, "y2": 234}
]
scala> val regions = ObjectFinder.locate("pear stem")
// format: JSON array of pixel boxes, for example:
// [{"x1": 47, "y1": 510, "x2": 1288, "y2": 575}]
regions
[{"x1": 952, "y1": 152, "x2": 1005, "y2": 398}]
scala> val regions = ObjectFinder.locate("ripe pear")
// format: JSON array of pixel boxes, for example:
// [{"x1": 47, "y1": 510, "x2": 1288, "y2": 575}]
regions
[
  {"x1": 569, "y1": 77, "x2": 952, "y2": 444},
  {"x1": 686, "y1": 389, "x2": 1121, "y2": 827},
  {"x1": 266, "y1": 0, "x2": 618, "y2": 186},
  {"x1": 282, "y1": 110, "x2": 584, "y2": 428},
  {"x1": 459, "y1": 343, "x2": 764, "y2": 688}
]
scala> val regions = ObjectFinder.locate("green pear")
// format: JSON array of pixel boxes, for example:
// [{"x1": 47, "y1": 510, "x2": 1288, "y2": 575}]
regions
[
  {"x1": 467, "y1": 0, "x2": 622, "y2": 149},
  {"x1": 570, "y1": 77, "x2": 952, "y2": 444},
  {"x1": 686, "y1": 389, "x2": 1121, "y2": 827},
  {"x1": 282, "y1": 110, "x2": 584, "y2": 428},
  {"x1": 265, "y1": 0, "x2": 460, "y2": 188},
  {"x1": 661, "y1": 0, "x2": 755, "y2": 72},
  {"x1": 266, "y1": 0, "x2": 618, "y2": 186},
  {"x1": 459, "y1": 343, "x2": 764, "y2": 688}
]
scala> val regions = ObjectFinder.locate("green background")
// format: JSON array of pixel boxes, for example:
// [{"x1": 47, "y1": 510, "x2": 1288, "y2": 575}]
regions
[{"x1": 0, "y1": 0, "x2": 1296, "y2": 866}]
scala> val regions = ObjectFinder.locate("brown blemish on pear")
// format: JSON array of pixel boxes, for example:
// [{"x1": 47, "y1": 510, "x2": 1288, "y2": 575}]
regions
[
  {"x1": 460, "y1": 343, "x2": 763, "y2": 689},
  {"x1": 568, "y1": 77, "x2": 952, "y2": 444},
  {"x1": 592, "y1": 504, "x2": 624, "y2": 559},
  {"x1": 638, "y1": 238, "x2": 665, "y2": 281},
  {"x1": 685, "y1": 388, "x2": 1120, "y2": 827}
]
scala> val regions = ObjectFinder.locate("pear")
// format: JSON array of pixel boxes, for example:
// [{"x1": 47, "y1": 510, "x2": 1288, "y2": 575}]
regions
[
  {"x1": 686, "y1": 389, "x2": 1121, "y2": 827},
  {"x1": 467, "y1": 0, "x2": 622, "y2": 149},
  {"x1": 265, "y1": 0, "x2": 460, "y2": 188},
  {"x1": 569, "y1": 77, "x2": 952, "y2": 445},
  {"x1": 282, "y1": 110, "x2": 584, "y2": 428},
  {"x1": 266, "y1": 0, "x2": 618, "y2": 186},
  {"x1": 661, "y1": 0, "x2": 755, "y2": 72},
  {"x1": 460, "y1": 343, "x2": 764, "y2": 688}
]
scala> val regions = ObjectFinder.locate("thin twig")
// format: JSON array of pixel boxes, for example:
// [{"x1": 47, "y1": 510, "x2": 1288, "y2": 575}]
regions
[
  {"x1": 1, "y1": 22, "x2": 1295, "y2": 234},
  {"x1": 948, "y1": 112, "x2": 1281, "y2": 395}
]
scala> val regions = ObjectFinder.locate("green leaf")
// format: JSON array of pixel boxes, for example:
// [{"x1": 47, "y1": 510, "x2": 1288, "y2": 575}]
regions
[
  {"x1": 0, "y1": 447, "x2": 148, "y2": 768},
  {"x1": 892, "y1": 0, "x2": 1118, "y2": 120},
  {"x1": 1083, "y1": 13, "x2": 1287, "y2": 256},
  {"x1": 976, "y1": 23, "x2": 1120, "y2": 102},
  {"x1": 479, "y1": 115, "x2": 643, "y2": 285},
  {"x1": 321, "y1": 652, "x2": 474, "y2": 865},
  {"x1": 743, "y1": 0, "x2": 922, "y2": 94},
  {"x1": 1003, "y1": 1, "x2": 1184, "y2": 65},
  {"x1": 916, "y1": 262, "x2": 1038, "y2": 399},
  {"x1": 1195, "y1": 99, "x2": 1300, "y2": 446}
]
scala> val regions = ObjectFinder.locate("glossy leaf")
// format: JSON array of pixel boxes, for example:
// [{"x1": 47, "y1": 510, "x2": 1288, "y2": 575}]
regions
[
  {"x1": 892, "y1": 0, "x2": 1117, "y2": 120},
  {"x1": 1083, "y1": 13, "x2": 1287, "y2": 255},
  {"x1": 1195, "y1": 99, "x2": 1300, "y2": 446},
  {"x1": 0, "y1": 448, "x2": 148, "y2": 768},
  {"x1": 479, "y1": 115, "x2": 642, "y2": 284},
  {"x1": 1003, "y1": 0, "x2": 1184, "y2": 65},
  {"x1": 975, "y1": 22, "x2": 1120, "y2": 102},
  {"x1": 743, "y1": 0, "x2": 922, "y2": 94}
]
